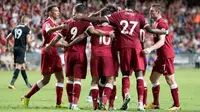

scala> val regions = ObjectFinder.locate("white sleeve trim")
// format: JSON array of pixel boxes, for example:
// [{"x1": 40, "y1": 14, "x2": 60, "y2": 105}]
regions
[
  {"x1": 86, "y1": 25, "x2": 94, "y2": 32},
  {"x1": 104, "y1": 16, "x2": 110, "y2": 23},
  {"x1": 143, "y1": 24, "x2": 150, "y2": 29},
  {"x1": 45, "y1": 23, "x2": 52, "y2": 32}
]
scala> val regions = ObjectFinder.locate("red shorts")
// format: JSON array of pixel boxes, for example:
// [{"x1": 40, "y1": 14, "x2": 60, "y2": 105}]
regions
[
  {"x1": 65, "y1": 51, "x2": 87, "y2": 79},
  {"x1": 112, "y1": 50, "x2": 119, "y2": 77},
  {"x1": 152, "y1": 58, "x2": 174, "y2": 75},
  {"x1": 91, "y1": 56, "x2": 115, "y2": 77},
  {"x1": 41, "y1": 54, "x2": 63, "y2": 75},
  {"x1": 120, "y1": 48, "x2": 146, "y2": 75}
]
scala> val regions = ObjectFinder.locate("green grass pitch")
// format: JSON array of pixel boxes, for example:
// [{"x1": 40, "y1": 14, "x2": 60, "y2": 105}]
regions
[{"x1": 0, "y1": 68, "x2": 200, "y2": 112}]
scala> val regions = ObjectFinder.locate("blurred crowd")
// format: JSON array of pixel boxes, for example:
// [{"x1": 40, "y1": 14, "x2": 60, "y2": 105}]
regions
[{"x1": 0, "y1": 0, "x2": 200, "y2": 70}]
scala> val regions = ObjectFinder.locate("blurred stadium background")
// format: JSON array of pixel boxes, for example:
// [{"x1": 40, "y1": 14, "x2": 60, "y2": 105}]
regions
[
  {"x1": 0, "y1": 0, "x2": 200, "y2": 70},
  {"x1": 0, "y1": 0, "x2": 200, "y2": 111}
]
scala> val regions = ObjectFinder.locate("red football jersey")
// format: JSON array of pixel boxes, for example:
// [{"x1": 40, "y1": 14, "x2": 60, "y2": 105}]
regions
[
  {"x1": 41, "y1": 17, "x2": 59, "y2": 56},
  {"x1": 90, "y1": 23, "x2": 113, "y2": 57},
  {"x1": 111, "y1": 30, "x2": 120, "y2": 51},
  {"x1": 61, "y1": 18, "x2": 93, "y2": 54},
  {"x1": 153, "y1": 18, "x2": 174, "y2": 58},
  {"x1": 105, "y1": 10, "x2": 149, "y2": 50}
]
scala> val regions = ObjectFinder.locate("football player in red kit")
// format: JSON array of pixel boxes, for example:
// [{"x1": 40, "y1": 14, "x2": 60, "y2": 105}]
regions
[{"x1": 143, "y1": 4, "x2": 180, "y2": 111}]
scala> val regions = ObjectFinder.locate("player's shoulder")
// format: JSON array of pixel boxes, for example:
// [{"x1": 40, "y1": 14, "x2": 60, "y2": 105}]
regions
[
  {"x1": 101, "y1": 23, "x2": 113, "y2": 29},
  {"x1": 157, "y1": 18, "x2": 168, "y2": 27},
  {"x1": 43, "y1": 17, "x2": 54, "y2": 25}
]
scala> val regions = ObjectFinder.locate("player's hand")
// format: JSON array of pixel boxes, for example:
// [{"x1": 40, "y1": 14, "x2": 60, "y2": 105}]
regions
[
  {"x1": 64, "y1": 44, "x2": 71, "y2": 51},
  {"x1": 44, "y1": 44, "x2": 51, "y2": 52},
  {"x1": 5, "y1": 48, "x2": 9, "y2": 52},
  {"x1": 109, "y1": 31, "x2": 115, "y2": 39},
  {"x1": 143, "y1": 48, "x2": 152, "y2": 54},
  {"x1": 61, "y1": 23, "x2": 68, "y2": 29},
  {"x1": 166, "y1": 29, "x2": 170, "y2": 35}
]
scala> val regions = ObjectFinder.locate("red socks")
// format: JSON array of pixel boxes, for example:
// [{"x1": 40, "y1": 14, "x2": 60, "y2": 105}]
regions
[
  {"x1": 170, "y1": 84, "x2": 180, "y2": 107},
  {"x1": 25, "y1": 81, "x2": 43, "y2": 98},
  {"x1": 66, "y1": 81, "x2": 73, "y2": 104},
  {"x1": 152, "y1": 82, "x2": 160, "y2": 105},
  {"x1": 136, "y1": 77, "x2": 144, "y2": 103},
  {"x1": 73, "y1": 81, "x2": 81, "y2": 105},
  {"x1": 122, "y1": 76, "x2": 130, "y2": 100},
  {"x1": 56, "y1": 82, "x2": 64, "y2": 105}
]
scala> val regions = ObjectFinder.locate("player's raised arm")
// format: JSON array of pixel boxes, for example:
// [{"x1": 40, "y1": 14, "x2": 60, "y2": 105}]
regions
[
  {"x1": 44, "y1": 33, "x2": 63, "y2": 51},
  {"x1": 144, "y1": 25, "x2": 169, "y2": 35},
  {"x1": 74, "y1": 15, "x2": 108, "y2": 23},
  {"x1": 87, "y1": 26, "x2": 114, "y2": 38},
  {"x1": 66, "y1": 32, "x2": 88, "y2": 48},
  {"x1": 46, "y1": 23, "x2": 68, "y2": 34},
  {"x1": 143, "y1": 34, "x2": 165, "y2": 54}
]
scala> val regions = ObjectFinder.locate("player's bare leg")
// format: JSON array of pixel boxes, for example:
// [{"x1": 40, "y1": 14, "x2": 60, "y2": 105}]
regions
[
  {"x1": 55, "y1": 72, "x2": 64, "y2": 108},
  {"x1": 165, "y1": 74, "x2": 181, "y2": 110},
  {"x1": 102, "y1": 76, "x2": 114, "y2": 110},
  {"x1": 109, "y1": 77, "x2": 117, "y2": 110},
  {"x1": 21, "y1": 63, "x2": 32, "y2": 88},
  {"x1": 91, "y1": 76, "x2": 100, "y2": 110},
  {"x1": 120, "y1": 71, "x2": 131, "y2": 110},
  {"x1": 71, "y1": 78, "x2": 81, "y2": 110},
  {"x1": 135, "y1": 70, "x2": 145, "y2": 111},
  {"x1": 22, "y1": 74, "x2": 51, "y2": 108},
  {"x1": 66, "y1": 76, "x2": 74, "y2": 109},
  {"x1": 145, "y1": 71, "x2": 161, "y2": 109}
]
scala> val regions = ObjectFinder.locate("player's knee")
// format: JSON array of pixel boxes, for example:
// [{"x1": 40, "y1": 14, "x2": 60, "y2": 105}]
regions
[
  {"x1": 91, "y1": 79, "x2": 98, "y2": 85},
  {"x1": 21, "y1": 64, "x2": 26, "y2": 70},
  {"x1": 149, "y1": 75, "x2": 154, "y2": 82},
  {"x1": 42, "y1": 77, "x2": 51, "y2": 85},
  {"x1": 42, "y1": 80, "x2": 49, "y2": 85},
  {"x1": 57, "y1": 76, "x2": 64, "y2": 83},
  {"x1": 16, "y1": 64, "x2": 22, "y2": 70},
  {"x1": 122, "y1": 71, "x2": 130, "y2": 76},
  {"x1": 106, "y1": 76, "x2": 114, "y2": 83},
  {"x1": 165, "y1": 75, "x2": 175, "y2": 85}
]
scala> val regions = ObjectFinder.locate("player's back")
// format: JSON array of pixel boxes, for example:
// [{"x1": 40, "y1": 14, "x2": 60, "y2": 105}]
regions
[
  {"x1": 153, "y1": 18, "x2": 174, "y2": 58},
  {"x1": 90, "y1": 23, "x2": 113, "y2": 57},
  {"x1": 106, "y1": 10, "x2": 147, "y2": 49},
  {"x1": 12, "y1": 24, "x2": 30, "y2": 49},
  {"x1": 61, "y1": 18, "x2": 92, "y2": 54}
]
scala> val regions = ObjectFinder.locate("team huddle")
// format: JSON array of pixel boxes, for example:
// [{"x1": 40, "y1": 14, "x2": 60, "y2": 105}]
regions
[{"x1": 6, "y1": 0, "x2": 180, "y2": 111}]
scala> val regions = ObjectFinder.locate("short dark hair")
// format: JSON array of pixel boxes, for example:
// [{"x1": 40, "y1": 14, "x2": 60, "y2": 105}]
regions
[
  {"x1": 105, "y1": 5, "x2": 118, "y2": 13},
  {"x1": 101, "y1": 5, "x2": 118, "y2": 16},
  {"x1": 47, "y1": 4, "x2": 57, "y2": 13},
  {"x1": 151, "y1": 4, "x2": 164, "y2": 13},
  {"x1": 74, "y1": 3, "x2": 87, "y2": 14},
  {"x1": 125, "y1": 0, "x2": 136, "y2": 9}
]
